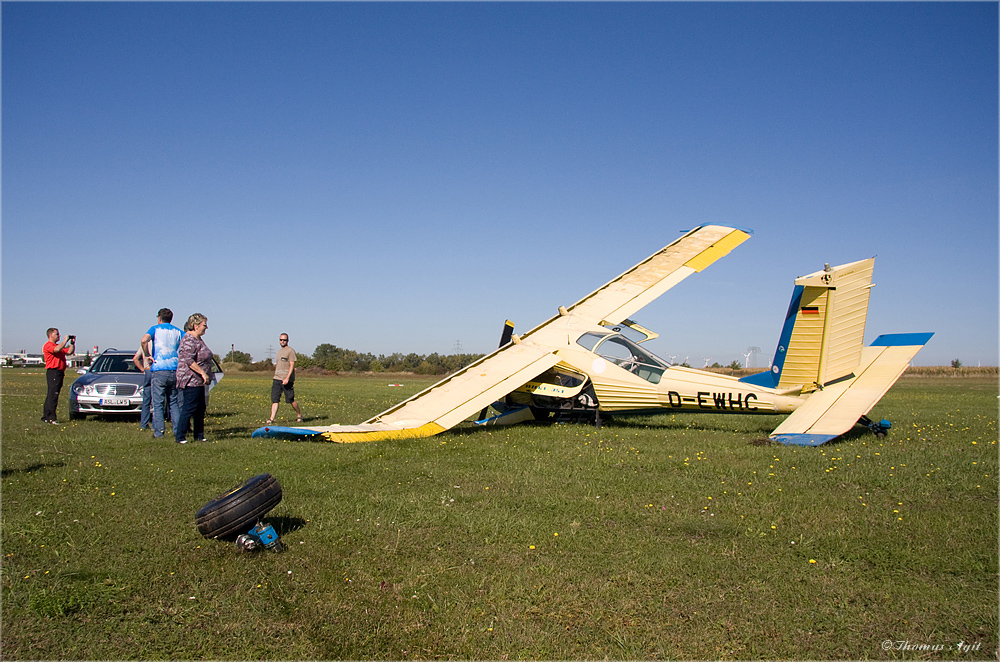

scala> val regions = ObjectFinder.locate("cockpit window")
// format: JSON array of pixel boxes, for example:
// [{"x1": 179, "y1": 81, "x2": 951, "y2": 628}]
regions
[
  {"x1": 594, "y1": 336, "x2": 635, "y2": 363},
  {"x1": 600, "y1": 322, "x2": 653, "y2": 344},
  {"x1": 576, "y1": 332, "x2": 607, "y2": 352},
  {"x1": 578, "y1": 333, "x2": 669, "y2": 384}
]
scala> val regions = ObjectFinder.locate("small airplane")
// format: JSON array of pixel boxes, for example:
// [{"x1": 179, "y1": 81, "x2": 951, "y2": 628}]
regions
[{"x1": 252, "y1": 225, "x2": 932, "y2": 446}]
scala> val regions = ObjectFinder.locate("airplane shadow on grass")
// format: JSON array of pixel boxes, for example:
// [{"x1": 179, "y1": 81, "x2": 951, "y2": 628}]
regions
[
  {"x1": 607, "y1": 415, "x2": 874, "y2": 447},
  {"x1": 450, "y1": 415, "x2": 779, "y2": 437},
  {"x1": 257, "y1": 413, "x2": 877, "y2": 448},
  {"x1": 448, "y1": 414, "x2": 874, "y2": 448}
]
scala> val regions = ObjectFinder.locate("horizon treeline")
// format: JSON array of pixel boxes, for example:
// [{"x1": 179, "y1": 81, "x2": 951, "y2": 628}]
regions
[{"x1": 224, "y1": 343, "x2": 485, "y2": 376}]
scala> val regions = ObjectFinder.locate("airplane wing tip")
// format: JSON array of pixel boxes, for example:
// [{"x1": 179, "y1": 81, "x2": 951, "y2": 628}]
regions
[
  {"x1": 771, "y1": 433, "x2": 840, "y2": 446},
  {"x1": 251, "y1": 425, "x2": 324, "y2": 440},
  {"x1": 871, "y1": 332, "x2": 935, "y2": 347}
]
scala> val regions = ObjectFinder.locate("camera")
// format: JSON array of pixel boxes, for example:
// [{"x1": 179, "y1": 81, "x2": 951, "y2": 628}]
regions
[{"x1": 67, "y1": 335, "x2": 76, "y2": 341}]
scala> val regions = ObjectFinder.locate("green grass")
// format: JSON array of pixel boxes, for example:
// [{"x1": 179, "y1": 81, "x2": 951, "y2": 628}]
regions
[{"x1": 2, "y1": 370, "x2": 997, "y2": 659}]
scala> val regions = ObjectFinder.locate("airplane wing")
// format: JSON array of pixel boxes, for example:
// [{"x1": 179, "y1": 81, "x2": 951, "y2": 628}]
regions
[
  {"x1": 251, "y1": 224, "x2": 750, "y2": 442},
  {"x1": 769, "y1": 333, "x2": 933, "y2": 446},
  {"x1": 564, "y1": 225, "x2": 751, "y2": 326},
  {"x1": 252, "y1": 341, "x2": 561, "y2": 442}
]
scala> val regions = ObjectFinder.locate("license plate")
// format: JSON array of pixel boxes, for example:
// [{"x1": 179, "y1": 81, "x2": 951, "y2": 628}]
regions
[{"x1": 100, "y1": 398, "x2": 129, "y2": 406}]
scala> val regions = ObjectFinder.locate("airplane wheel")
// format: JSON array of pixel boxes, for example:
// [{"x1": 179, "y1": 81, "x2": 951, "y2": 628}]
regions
[{"x1": 195, "y1": 473, "x2": 282, "y2": 540}]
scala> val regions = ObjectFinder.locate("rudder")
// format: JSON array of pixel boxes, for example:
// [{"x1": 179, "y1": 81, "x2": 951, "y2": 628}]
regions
[{"x1": 742, "y1": 258, "x2": 875, "y2": 391}]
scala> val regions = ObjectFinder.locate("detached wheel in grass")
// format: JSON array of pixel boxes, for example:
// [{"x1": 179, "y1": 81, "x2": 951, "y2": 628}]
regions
[{"x1": 195, "y1": 473, "x2": 282, "y2": 540}]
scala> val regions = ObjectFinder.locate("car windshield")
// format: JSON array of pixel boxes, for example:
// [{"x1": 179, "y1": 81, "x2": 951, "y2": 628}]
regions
[{"x1": 90, "y1": 354, "x2": 141, "y2": 374}]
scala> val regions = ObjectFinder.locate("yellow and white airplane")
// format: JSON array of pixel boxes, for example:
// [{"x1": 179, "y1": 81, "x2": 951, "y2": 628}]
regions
[{"x1": 252, "y1": 225, "x2": 932, "y2": 446}]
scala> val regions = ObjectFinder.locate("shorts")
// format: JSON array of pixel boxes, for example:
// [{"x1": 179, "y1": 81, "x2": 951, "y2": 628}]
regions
[{"x1": 271, "y1": 378, "x2": 295, "y2": 404}]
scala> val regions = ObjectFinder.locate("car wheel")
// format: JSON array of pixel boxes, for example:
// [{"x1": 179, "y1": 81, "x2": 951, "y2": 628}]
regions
[
  {"x1": 195, "y1": 473, "x2": 282, "y2": 540},
  {"x1": 69, "y1": 410, "x2": 85, "y2": 420}
]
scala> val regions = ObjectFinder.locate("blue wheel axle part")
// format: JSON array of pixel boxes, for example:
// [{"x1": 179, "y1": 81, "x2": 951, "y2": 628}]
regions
[{"x1": 236, "y1": 521, "x2": 283, "y2": 553}]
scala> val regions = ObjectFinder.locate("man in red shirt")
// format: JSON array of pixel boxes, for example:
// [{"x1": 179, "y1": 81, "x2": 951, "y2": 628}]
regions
[{"x1": 42, "y1": 328, "x2": 75, "y2": 424}]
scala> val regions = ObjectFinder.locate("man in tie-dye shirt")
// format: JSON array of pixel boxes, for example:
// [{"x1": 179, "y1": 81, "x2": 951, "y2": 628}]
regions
[{"x1": 141, "y1": 308, "x2": 183, "y2": 438}]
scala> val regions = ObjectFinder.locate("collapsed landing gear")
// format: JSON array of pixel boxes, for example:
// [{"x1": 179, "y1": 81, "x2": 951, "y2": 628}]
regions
[
  {"x1": 196, "y1": 473, "x2": 284, "y2": 552},
  {"x1": 483, "y1": 368, "x2": 605, "y2": 428},
  {"x1": 527, "y1": 385, "x2": 604, "y2": 426},
  {"x1": 859, "y1": 415, "x2": 891, "y2": 438}
]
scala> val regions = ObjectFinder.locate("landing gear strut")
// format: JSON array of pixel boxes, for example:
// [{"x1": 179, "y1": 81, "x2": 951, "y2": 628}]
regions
[{"x1": 236, "y1": 521, "x2": 284, "y2": 553}]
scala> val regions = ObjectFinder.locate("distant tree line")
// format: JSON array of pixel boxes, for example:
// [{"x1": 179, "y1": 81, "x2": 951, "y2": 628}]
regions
[{"x1": 224, "y1": 344, "x2": 485, "y2": 375}]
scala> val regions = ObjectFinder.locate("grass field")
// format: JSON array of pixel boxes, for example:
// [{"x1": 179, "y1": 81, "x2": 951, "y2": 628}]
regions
[{"x1": 2, "y1": 370, "x2": 996, "y2": 660}]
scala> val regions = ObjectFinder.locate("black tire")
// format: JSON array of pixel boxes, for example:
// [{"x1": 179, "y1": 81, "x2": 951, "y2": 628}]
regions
[{"x1": 195, "y1": 473, "x2": 282, "y2": 540}]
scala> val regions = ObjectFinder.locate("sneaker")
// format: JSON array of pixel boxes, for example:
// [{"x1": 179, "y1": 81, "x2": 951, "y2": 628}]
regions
[
  {"x1": 48, "y1": 420, "x2": 60, "y2": 425},
  {"x1": 175, "y1": 439, "x2": 188, "y2": 444},
  {"x1": 197, "y1": 438, "x2": 209, "y2": 443}
]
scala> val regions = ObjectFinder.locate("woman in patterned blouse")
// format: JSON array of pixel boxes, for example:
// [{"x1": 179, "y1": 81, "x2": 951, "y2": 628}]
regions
[{"x1": 174, "y1": 313, "x2": 214, "y2": 444}]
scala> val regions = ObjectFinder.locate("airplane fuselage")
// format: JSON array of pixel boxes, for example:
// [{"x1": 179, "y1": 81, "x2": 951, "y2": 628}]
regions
[{"x1": 547, "y1": 333, "x2": 804, "y2": 416}]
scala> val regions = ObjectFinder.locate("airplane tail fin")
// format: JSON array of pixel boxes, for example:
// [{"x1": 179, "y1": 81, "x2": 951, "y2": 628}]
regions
[
  {"x1": 478, "y1": 320, "x2": 516, "y2": 420},
  {"x1": 741, "y1": 258, "x2": 875, "y2": 392}
]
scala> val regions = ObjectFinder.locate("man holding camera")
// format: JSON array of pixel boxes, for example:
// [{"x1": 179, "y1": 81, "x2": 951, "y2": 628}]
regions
[{"x1": 42, "y1": 328, "x2": 75, "y2": 424}]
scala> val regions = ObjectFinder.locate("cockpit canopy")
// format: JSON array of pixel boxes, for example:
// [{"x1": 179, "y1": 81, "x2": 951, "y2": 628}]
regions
[{"x1": 576, "y1": 332, "x2": 670, "y2": 384}]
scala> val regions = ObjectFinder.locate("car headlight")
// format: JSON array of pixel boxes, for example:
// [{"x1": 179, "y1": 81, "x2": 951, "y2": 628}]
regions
[{"x1": 72, "y1": 383, "x2": 97, "y2": 396}]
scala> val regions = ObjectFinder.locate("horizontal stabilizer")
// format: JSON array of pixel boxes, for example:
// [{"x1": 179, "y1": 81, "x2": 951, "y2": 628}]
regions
[{"x1": 769, "y1": 332, "x2": 933, "y2": 445}]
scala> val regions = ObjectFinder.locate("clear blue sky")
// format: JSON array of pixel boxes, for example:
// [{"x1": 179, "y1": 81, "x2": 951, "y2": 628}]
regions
[{"x1": 3, "y1": 2, "x2": 997, "y2": 367}]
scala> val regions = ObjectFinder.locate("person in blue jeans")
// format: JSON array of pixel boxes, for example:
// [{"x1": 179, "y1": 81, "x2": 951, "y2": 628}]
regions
[
  {"x1": 141, "y1": 308, "x2": 183, "y2": 438},
  {"x1": 174, "y1": 313, "x2": 214, "y2": 444},
  {"x1": 132, "y1": 348, "x2": 152, "y2": 429}
]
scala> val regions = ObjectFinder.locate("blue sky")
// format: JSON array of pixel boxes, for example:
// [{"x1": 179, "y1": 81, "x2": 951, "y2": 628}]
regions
[{"x1": 3, "y1": 2, "x2": 997, "y2": 367}]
